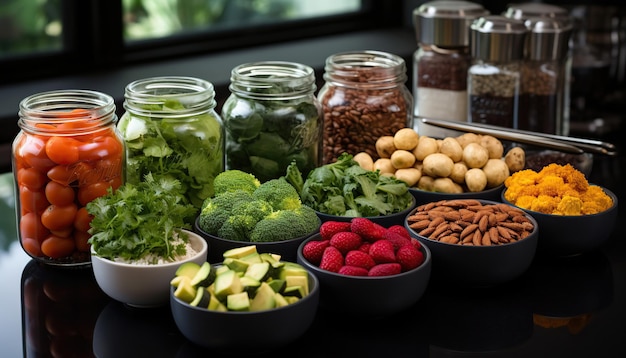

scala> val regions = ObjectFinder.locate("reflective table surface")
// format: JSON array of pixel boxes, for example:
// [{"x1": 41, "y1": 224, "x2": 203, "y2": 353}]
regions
[{"x1": 1, "y1": 132, "x2": 625, "y2": 357}]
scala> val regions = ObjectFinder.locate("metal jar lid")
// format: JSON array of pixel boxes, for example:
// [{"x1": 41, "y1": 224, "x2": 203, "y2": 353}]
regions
[
  {"x1": 413, "y1": 0, "x2": 489, "y2": 47},
  {"x1": 503, "y1": 2, "x2": 570, "y2": 22},
  {"x1": 524, "y1": 17, "x2": 573, "y2": 61},
  {"x1": 470, "y1": 15, "x2": 528, "y2": 62}
]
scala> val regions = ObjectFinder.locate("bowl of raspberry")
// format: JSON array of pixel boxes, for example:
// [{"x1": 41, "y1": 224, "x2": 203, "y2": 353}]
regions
[{"x1": 296, "y1": 218, "x2": 432, "y2": 318}]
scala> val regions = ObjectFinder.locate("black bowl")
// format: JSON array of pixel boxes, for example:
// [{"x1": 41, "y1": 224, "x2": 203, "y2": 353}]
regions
[
  {"x1": 169, "y1": 268, "x2": 319, "y2": 351},
  {"x1": 409, "y1": 184, "x2": 504, "y2": 207},
  {"x1": 314, "y1": 195, "x2": 416, "y2": 228},
  {"x1": 194, "y1": 216, "x2": 320, "y2": 264},
  {"x1": 501, "y1": 186, "x2": 618, "y2": 257},
  {"x1": 404, "y1": 199, "x2": 538, "y2": 287},
  {"x1": 296, "y1": 233, "x2": 431, "y2": 318}
]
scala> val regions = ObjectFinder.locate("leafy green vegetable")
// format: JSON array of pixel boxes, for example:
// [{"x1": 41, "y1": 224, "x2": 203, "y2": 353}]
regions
[
  {"x1": 299, "y1": 153, "x2": 414, "y2": 217},
  {"x1": 119, "y1": 99, "x2": 224, "y2": 212},
  {"x1": 86, "y1": 174, "x2": 198, "y2": 262}
]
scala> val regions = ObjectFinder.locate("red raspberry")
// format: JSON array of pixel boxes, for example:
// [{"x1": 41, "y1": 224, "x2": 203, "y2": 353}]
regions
[
  {"x1": 319, "y1": 246, "x2": 344, "y2": 273},
  {"x1": 368, "y1": 239, "x2": 396, "y2": 264},
  {"x1": 330, "y1": 231, "x2": 363, "y2": 254},
  {"x1": 396, "y1": 243, "x2": 424, "y2": 272},
  {"x1": 301, "y1": 240, "x2": 330, "y2": 265},
  {"x1": 338, "y1": 265, "x2": 369, "y2": 276},
  {"x1": 344, "y1": 250, "x2": 376, "y2": 270},
  {"x1": 368, "y1": 263, "x2": 402, "y2": 277},
  {"x1": 320, "y1": 221, "x2": 352, "y2": 241}
]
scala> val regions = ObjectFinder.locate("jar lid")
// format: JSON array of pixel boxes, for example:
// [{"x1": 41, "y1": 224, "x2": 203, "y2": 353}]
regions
[
  {"x1": 413, "y1": 0, "x2": 489, "y2": 47},
  {"x1": 503, "y1": 2, "x2": 570, "y2": 22},
  {"x1": 470, "y1": 15, "x2": 528, "y2": 62},
  {"x1": 525, "y1": 17, "x2": 573, "y2": 61}
]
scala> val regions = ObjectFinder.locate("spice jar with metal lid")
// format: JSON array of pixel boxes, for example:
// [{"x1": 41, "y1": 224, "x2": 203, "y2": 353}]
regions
[
  {"x1": 468, "y1": 15, "x2": 528, "y2": 128},
  {"x1": 119, "y1": 76, "x2": 224, "y2": 211},
  {"x1": 318, "y1": 50, "x2": 412, "y2": 164},
  {"x1": 412, "y1": 0, "x2": 489, "y2": 138},
  {"x1": 222, "y1": 61, "x2": 322, "y2": 182},
  {"x1": 503, "y1": 2, "x2": 573, "y2": 135},
  {"x1": 13, "y1": 89, "x2": 124, "y2": 267}
]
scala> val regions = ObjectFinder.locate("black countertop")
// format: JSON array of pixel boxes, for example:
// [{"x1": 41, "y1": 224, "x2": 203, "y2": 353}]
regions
[{"x1": 1, "y1": 126, "x2": 624, "y2": 358}]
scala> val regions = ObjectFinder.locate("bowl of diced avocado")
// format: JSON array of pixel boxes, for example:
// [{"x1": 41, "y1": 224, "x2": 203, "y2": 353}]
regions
[
  {"x1": 194, "y1": 170, "x2": 320, "y2": 263},
  {"x1": 170, "y1": 245, "x2": 320, "y2": 351}
]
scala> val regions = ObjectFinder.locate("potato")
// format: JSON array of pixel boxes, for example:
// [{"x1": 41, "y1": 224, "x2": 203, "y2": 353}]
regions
[
  {"x1": 416, "y1": 176, "x2": 435, "y2": 191},
  {"x1": 462, "y1": 142, "x2": 489, "y2": 168},
  {"x1": 504, "y1": 146, "x2": 526, "y2": 172},
  {"x1": 373, "y1": 158, "x2": 396, "y2": 175},
  {"x1": 412, "y1": 136, "x2": 439, "y2": 161},
  {"x1": 422, "y1": 153, "x2": 454, "y2": 178},
  {"x1": 439, "y1": 137, "x2": 464, "y2": 162},
  {"x1": 464, "y1": 168, "x2": 487, "y2": 192},
  {"x1": 479, "y1": 135, "x2": 504, "y2": 159},
  {"x1": 393, "y1": 128, "x2": 419, "y2": 151},
  {"x1": 394, "y1": 167, "x2": 422, "y2": 187},
  {"x1": 433, "y1": 177, "x2": 463, "y2": 194},
  {"x1": 456, "y1": 133, "x2": 481, "y2": 148},
  {"x1": 353, "y1": 152, "x2": 374, "y2": 171},
  {"x1": 449, "y1": 162, "x2": 468, "y2": 184},
  {"x1": 390, "y1": 150, "x2": 416, "y2": 169},
  {"x1": 375, "y1": 136, "x2": 396, "y2": 158},
  {"x1": 482, "y1": 159, "x2": 510, "y2": 188}
]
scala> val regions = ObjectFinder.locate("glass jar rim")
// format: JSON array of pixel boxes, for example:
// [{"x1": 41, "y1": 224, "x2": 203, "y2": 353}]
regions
[
  {"x1": 323, "y1": 50, "x2": 408, "y2": 88},
  {"x1": 18, "y1": 89, "x2": 116, "y2": 134},
  {"x1": 123, "y1": 76, "x2": 217, "y2": 117},
  {"x1": 229, "y1": 61, "x2": 317, "y2": 99}
]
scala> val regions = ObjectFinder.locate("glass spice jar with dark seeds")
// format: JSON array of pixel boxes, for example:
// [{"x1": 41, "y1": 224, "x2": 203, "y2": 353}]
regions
[
  {"x1": 468, "y1": 15, "x2": 528, "y2": 128},
  {"x1": 412, "y1": 0, "x2": 488, "y2": 138}
]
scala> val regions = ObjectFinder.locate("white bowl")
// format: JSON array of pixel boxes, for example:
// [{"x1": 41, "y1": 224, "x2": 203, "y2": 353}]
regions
[{"x1": 91, "y1": 229, "x2": 208, "y2": 308}]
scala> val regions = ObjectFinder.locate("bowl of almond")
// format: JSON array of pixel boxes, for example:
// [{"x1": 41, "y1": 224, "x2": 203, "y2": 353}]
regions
[{"x1": 404, "y1": 199, "x2": 538, "y2": 287}]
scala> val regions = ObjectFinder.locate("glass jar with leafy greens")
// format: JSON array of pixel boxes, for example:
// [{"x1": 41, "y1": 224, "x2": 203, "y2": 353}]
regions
[
  {"x1": 222, "y1": 61, "x2": 323, "y2": 182},
  {"x1": 119, "y1": 76, "x2": 224, "y2": 213}
]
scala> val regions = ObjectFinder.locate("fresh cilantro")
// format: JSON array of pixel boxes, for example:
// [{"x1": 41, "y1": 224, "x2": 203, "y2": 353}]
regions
[{"x1": 86, "y1": 173, "x2": 198, "y2": 262}]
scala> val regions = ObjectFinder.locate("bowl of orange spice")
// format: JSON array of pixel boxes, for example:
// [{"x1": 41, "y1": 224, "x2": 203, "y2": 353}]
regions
[{"x1": 501, "y1": 163, "x2": 617, "y2": 257}]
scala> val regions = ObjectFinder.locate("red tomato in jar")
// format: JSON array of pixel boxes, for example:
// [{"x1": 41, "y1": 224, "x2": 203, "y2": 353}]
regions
[
  {"x1": 18, "y1": 135, "x2": 56, "y2": 172},
  {"x1": 47, "y1": 165, "x2": 79, "y2": 186},
  {"x1": 40, "y1": 204, "x2": 78, "y2": 232},
  {"x1": 17, "y1": 167, "x2": 47, "y2": 190},
  {"x1": 20, "y1": 212, "x2": 50, "y2": 242},
  {"x1": 74, "y1": 230, "x2": 91, "y2": 253},
  {"x1": 45, "y1": 136, "x2": 81, "y2": 165},
  {"x1": 19, "y1": 186, "x2": 49, "y2": 215},
  {"x1": 21, "y1": 237, "x2": 43, "y2": 257},
  {"x1": 78, "y1": 135, "x2": 122, "y2": 161},
  {"x1": 45, "y1": 181, "x2": 76, "y2": 206},
  {"x1": 77, "y1": 181, "x2": 112, "y2": 206},
  {"x1": 73, "y1": 207, "x2": 93, "y2": 233},
  {"x1": 40, "y1": 235, "x2": 75, "y2": 259}
]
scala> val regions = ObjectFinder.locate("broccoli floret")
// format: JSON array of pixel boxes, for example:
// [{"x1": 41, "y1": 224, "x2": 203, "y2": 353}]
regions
[
  {"x1": 215, "y1": 200, "x2": 274, "y2": 241},
  {"x1": 249, "y1": 205, "x2": 320, "y2": 242},
  {"x1": 253, "y1": 177, "x2": 302, "y2": 211},
  {"x1": 213, "y1": 170, "x2": 261, "y2": 196},
  {"x1": 197, "y1": 190, "x2": 254, "y2": 235}
]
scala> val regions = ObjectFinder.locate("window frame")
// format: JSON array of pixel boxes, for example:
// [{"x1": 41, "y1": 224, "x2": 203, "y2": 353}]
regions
[{"x1": 1, "y1": 0, "x2": 404, "y2": 84}]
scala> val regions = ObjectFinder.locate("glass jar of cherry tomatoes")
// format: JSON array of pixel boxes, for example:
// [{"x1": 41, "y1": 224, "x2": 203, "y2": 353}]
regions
[{"x1": 12, "y1": 90, "x2": 124, "y2": 267}]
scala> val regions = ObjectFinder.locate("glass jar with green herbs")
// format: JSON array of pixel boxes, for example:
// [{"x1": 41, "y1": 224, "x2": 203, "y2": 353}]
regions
[
  {"x1": 222, "y1": 61, "x2": 323, "y2": 182},
  {"x1": 118, "y1": 76, "x2": 224, "y2": 213}
]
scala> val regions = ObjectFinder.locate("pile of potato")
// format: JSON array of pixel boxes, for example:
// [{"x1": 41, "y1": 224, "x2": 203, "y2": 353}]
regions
[{"x1": 353, "y1": 128, "x2": 525, "y2": 194}]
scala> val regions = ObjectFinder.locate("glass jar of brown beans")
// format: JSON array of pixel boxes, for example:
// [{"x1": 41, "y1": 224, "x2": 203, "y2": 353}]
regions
[{"x1": 318, "y1": 50, "x2": 413, "y2": 164}]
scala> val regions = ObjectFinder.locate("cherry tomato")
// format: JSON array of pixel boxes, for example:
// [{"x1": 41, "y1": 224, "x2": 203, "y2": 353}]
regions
[
  {"x1": 20, "y1": 212, "x2": 50, "y2": 242},
  {"x1": 45, "y1": 136, "x2": 81, "y2": 165},
  {"x1": 19, "y1": 135, "x2": 56, "y2": 172},
  {"x1": 40, "y1": 204, "x2": 78, "y2": 231},
  {"x1": 17, "y1": 168, "x2": 47, "y2": 190},
  {"x1": 94, "y1": 157, "x2": 123, "y2": 182},
  {"x1": 45, "y1": 181, "x2": 76, "y2": 206},
  {"x1": 40, "y1": 235, "x2": 76, "y2": 259},
  {"x1": 50, "y1": 227, "x2": 74, "y2": 238},
  {"x1": 77, "y1": 181, "x2": 111, "y2": 206},
  {"x1": 19, "y1": 186, "x2": 49, "y2": 214},
  {"x1": 78, "y1": 135, "x2": 122, "y2": 161},
  {"x1": 47, "y1": 165, "x2": 79, "y2": 186},
  {"x1": 73, "y1": 207, "x2": 93, "y2": 233},
  {"x1": 22, "y1": 237, "x2": 43, "y2": 257},
  {"x1": 74, "y1": 230, "x2": 91, "y2": 253}
]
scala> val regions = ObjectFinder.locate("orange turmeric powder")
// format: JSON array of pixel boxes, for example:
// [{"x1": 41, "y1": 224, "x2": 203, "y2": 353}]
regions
[{"x1": 503, "y1": 163, "x2": 612, "y2": 215}]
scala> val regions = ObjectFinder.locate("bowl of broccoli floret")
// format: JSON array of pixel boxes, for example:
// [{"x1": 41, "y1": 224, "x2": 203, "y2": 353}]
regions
[{"x1": 195, "y1": 170, "x2": 321, "y2": 263}]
